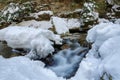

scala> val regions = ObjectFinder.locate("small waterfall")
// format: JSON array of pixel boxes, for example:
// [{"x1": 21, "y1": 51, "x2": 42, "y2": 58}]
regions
[{"x1": 47, "y1": 41, "x2": 89, "y2": 79}]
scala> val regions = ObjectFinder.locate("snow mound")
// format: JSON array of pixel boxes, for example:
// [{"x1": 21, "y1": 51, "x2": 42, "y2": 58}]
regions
[
  {"x1": 71, "y1": 22, "x2": 120, "y2": 80},
  {"x1": 0, "y1": 56, "x2": 64, "y2": 80},
  {"x1": 70, "y1": 55, "x2": 100, "y2": 80},
  {"x1": 52, "y1": 17, "x2": 69, "y2": 34},
  {"x1": 0, "y1": 26, "x2": 62, "y2": 58},
  {"x1": 86, "y1": 22, "x2": 120, "y2": 48},
  {"x1": 99, "y1": 36, "x2": 120, "y2": 80}
]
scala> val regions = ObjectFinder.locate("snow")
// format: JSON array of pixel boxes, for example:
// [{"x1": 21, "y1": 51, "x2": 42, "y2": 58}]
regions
[
  {"x1": 98, "y1": 18, "x2": 110, "y2": 23},
  {"x1": 52, "y1": 17, "x2": 69, "y2": 34},
  {"x1": 66, "y1": 18, "x2": 81, "y2": 29},
  {"x1": 15, "y1": 20, "x2": 53, "y2": 29},
  {"x1": 30, "y1": 10, "x2": 53, "y2": 19},
  {"x1": 74, "y1": 9, "x2": 82, "y2": 13},
  {"x1": 0, "y1": 26, "x2": 62, "y2": 58},
  {"x1": 106, "y1": 0, "x2": 115, "y2": 5},
  {"x1": 115, "y1": 19, "x2": 120, "y2": 24},
  {"x1": 112, "y1": 5, "x2": 120, "y2": 12},
  {"x1": 98, "y1": 36, "x2": 120, "y2": 80},
  {"x1": 71, "y1": 22, "x2": 120, "y2": 80},
  {"x1": 15, "y1": 18, "x2": 81, "y2": 30},
  {"x1": 86, "y1": 22, "x2": 120, "y2": 48},
  {"x1": 0, "y1": 56, "x2": 64, "y2": 80},
  {"x1": 70, "y1": 55, "x2": 100, "y2": 80},
  {"x1": 3, "y1": 3, "x2": 19, "y2": 15},
  {"x1": 81, "y1": 1, "x2": 98, "y2": 23}
]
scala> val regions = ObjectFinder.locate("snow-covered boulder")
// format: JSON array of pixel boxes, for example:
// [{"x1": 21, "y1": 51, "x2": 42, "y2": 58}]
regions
[
  {"x1": 86, "y1": 22, "x2": 120, "y2": 48},
  {"x1": 71, "y1": 22, "x2": 120, "y2": 80},
  {"x1": 30, "y1": 10, "x2": 53, "y2": 20},
  {"x1": 0, "y1": 56, "x2": 64, "y2": 80},
  {"x1": 16, "y1": 20, "x2": 53, "y2": 29},
  {"x1": 66, "y1": 18, "x2": 81, "y2": 29},
  {"x1": 98, "y1": 36, "x2": 120, "y2": 80},
  {"x1": 52, "y1": 17, "x2": 69, "y2": 34},
  {"x1": 0, "y1": 26, "x2": 62, "y2": 58}
]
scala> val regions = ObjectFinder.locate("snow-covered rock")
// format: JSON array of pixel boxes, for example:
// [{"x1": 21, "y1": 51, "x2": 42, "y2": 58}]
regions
[
  {"x1": 86, "y1": 22, "x2": 120, "y2": 48},
  {"x1": 0, "y1": 26, "x2": 62, "y2": 58},
  {"x1": 16, "y1": 20, "x2": 53, "y2": 29},
  {"x1": 71, "y1": 22, "x2": 120, "y2": 80},
  {"x1": 98, "y1": 36, "x2": 120, "y2": 80},
  {"x1": 30, "y1": 10, "x2": 53, "y2": 19},
  {"x1": 106, "y1": 0, "x2": 120, "y2": 5},
  {"x1": 52, "y1": 17, "x2": 69, "y2": 34},
  {"x1": 66, "y1": 18, "x2": 81, "y2": 29},
  {"x1": 112, "y1": 5, "x2": 120, "y2": 12},
  {"x1": 0, "y1": 56, "x2": 64, "y2": 80}
]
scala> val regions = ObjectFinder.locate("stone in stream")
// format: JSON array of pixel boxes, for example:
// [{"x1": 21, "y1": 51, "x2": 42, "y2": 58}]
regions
[
  {"x1": 0, "y1": 42, "x2": 20, "y2": 58},
  {"x1": 0, "y1": 42, "x2": 29, "y2": 58}
]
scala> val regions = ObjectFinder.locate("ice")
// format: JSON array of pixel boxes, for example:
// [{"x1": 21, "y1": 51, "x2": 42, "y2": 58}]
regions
[
  {"x1": 0, "y1": 56, "x2": 64, "y2": 80},
  {"x1": 0, "y1": 26, "x2": 62, "y2": 58}
]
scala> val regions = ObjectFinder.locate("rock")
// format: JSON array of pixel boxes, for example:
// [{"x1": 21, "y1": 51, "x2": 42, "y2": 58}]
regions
[
  {"x1": 30, "y1": 11, "x2": 53, "y2": 21},
  {"x1": 0, "y1": 42, "x2": 20, "y2": 58},
  {"x1": 62, "y1": 33, "x2": 89, "y2": 48},
  {"x1": 106, "y1": 0, "x2": 120, "y2": 5},
  {"x1": 58, "y1": 9, "x2": 82, "y2": 18}
]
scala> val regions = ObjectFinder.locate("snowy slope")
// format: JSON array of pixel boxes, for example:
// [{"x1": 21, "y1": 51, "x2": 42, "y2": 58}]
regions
[{"x1": 0, "y1": 56, "x2": 64, "y2": 80}]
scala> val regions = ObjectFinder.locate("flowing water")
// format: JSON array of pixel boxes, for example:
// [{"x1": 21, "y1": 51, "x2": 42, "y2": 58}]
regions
[
  {"x1": 47, "y1": 40, "x2": 89, "y2": 79},
  {"x1": 0, "y1": 38, "x2": 89, "y2": 79}
]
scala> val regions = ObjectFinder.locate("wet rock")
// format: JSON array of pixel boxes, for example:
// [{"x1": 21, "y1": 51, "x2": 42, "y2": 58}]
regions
[
  {"x1": 0, "y1": 42, "x2": 20, "y2": 58},
  {"x1": 62, "y1": 33, "x2": 89, "y2": 48}
]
